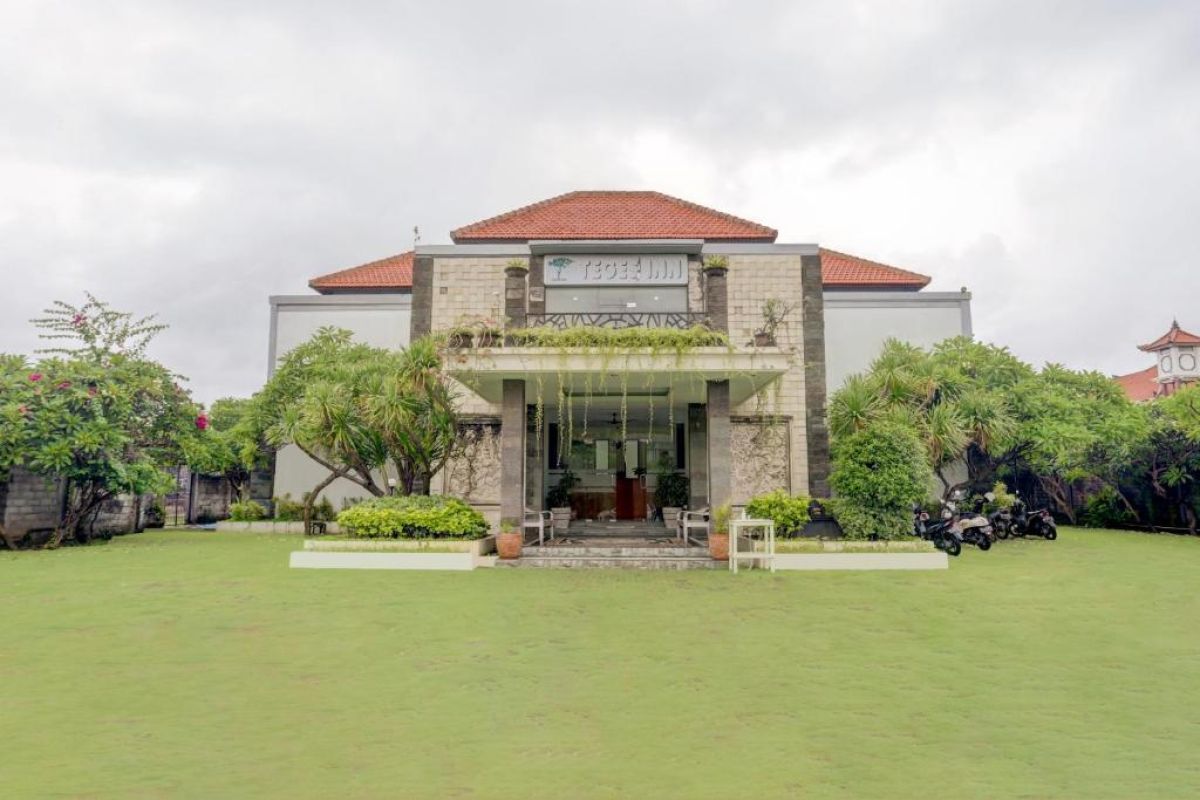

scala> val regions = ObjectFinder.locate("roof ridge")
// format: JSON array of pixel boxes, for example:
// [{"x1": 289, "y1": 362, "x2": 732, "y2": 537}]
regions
[
  {"x1": 450, "y1": 191, "x2": 584, "y2": 241},
  {"x1": 647, "y1": 190, "x2": 777, "y2": 238},
  {"x1": 309, "y1": 250, "x2": 413, "y2": 289}
]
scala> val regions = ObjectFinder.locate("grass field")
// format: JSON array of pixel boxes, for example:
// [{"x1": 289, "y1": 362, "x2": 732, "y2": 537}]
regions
[{"x1": 3, "y1": 528, "x2": 1199, "y2": 799}]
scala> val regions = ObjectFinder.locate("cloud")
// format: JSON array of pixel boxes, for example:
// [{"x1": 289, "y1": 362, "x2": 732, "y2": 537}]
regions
[{"x1": 1, "y1": 0, "x2": 1198, "y2": 401}]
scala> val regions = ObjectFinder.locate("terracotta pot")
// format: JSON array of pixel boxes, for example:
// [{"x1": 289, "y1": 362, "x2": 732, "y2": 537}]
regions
[
  {"x1": 708, "y1": 531, "x2": 730, "y2": 561},
  {"x1": 497, "y1": 530, "x2": 523, "y2": 560}
]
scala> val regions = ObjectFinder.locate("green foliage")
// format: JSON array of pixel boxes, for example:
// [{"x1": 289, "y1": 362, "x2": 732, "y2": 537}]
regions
[
  {"x1": 1079, "y1": 487, "x2": 1135, "y2": 529},
  {"x1": 272, "y1": 494, "x2": 305, "y2": 522},
  {"x1": 337, "y1": 495, "x2": 489, "y2": 539},
  {"x1": 654, "y1": 471, "x2": 690, "y2": 509},
  {"x1": 711, "y1": 503, "x2": 732, "y2": 534},
  {"x1": 506, "y1": 325, "x2": 728, "y2": 351},
  {"x1": 546, "y1": 467, "x2": 579, "y2": 508},
  {"x1": 978, "y1": 481, "x2": 1017, "y2": 513},
  {"x1": 830, "y1": 421, "x2": 931, "y2": 540},
  {"x1": 745, "y1": 490, "x2": 811, "y2": 537},
  {"x1": 0, "y1": 297, "x2": 199, "y2": 546},
  {"x1": 701, "y1": 255, "x2": 728, "y2": 272},
  {"x1": 824, "y1": 497, "x2": 912, "y2": 541},
  {"x1": 229, "y1": 500, "x2": 267, "y2": 522},
  {"x1": 182, "y1": 397, "x2": 266, "y2": 500}
]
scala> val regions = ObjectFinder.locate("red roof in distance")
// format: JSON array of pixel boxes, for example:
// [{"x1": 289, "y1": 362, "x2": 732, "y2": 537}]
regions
[
  {"x1": 309, "y1": 251, "x2": 413, "y2": 292},
  {"x1": 451, "y1": 190, "x2": 778, "y2": 243},
  {"x1": 1138, "y1": 320, "x2": 1200, "y2": 352},
  {"x1": 1114, "y1": 365, "x2": 1160, "y2": 403},
  {"x1": 819, "y1": 248, "x2": 930, "y2": 289}
]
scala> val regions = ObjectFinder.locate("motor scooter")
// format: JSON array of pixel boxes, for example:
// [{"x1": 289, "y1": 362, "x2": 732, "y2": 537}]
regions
[
  {"x1": 1010, "y1": 495, "x2": 1058, "y2": 540},
  {"x1": 912, "y1": 503, "x2": 961, "y2": 556},
  {"x1": 948, "y1": 492, "x2": 993, "y2": 551}
]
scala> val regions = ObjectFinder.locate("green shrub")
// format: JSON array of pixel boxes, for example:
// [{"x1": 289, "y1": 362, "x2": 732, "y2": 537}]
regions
[
  {"x1": 337, "y1": 495, "x2": 489, "y2": 539},
  {"x1": 1079, "y1": 486, "x2": 1135, "y2": 528},
  {"x1": 712, "y1": 503, "x2": 732, "y2": 534},
  {"x1": 654, "y1": 472, "x2": 690, "y2": 509},
  {"x1": 229, "y1": 500, "x2": 267, "y2": 522},
  {"x1": 272, "y1": 494, "x2": 304, "y2": 521},
  {"x1": 829, "y1": 421, "x2": 930, "y2": 540},
  {"x1": 824, "y1": 497, "x2": 911, "y2": 541},
  {"x1": 311, "y1": 495, "x2": 336, "y2": 523},
  {"x1": 745, "y1": 490, "x2": 811, "y2": 537}
]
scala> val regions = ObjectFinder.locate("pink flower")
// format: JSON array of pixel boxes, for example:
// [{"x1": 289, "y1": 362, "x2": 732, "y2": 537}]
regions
[
  {"x1": 17, "y1": 405, "x2": 28, "y2": 416},
  {"x1": 195, "y1": 414, "x2": 209, "y2": 431},
  {"x1": 88, "y1": 386, "x2": 98, "y2": 397},
  {"x1": 72, "y1": 313, "x2": 86, "y2": 327},
  {"x1": 28, "y1": 373, "x2": 42, "y2": 382},
  {"x1": 57, "y1": 381, "x2": 72, "y2": 390}
]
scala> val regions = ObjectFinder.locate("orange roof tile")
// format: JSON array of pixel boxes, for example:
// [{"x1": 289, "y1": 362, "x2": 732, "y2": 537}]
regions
[
  {"x1": 309, "y1": 251, "x2": 413, "y2": 292},
  {"x1": 1114, "y1": 365, "x2": 1160, "y2": 403},
  {"x1": 818, "y1": 248, "x2": 931, "y2": 289},
  {"x1": 1138, "y1": 320, "x2": 1200, "y2": 351},
  {"x1": 450, "y1": 190, "x2": 778, "y2": 242}
]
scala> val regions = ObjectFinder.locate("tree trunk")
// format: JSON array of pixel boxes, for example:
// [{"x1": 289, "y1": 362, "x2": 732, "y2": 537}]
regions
[{"x1": 304, "y1": 468, "x2": 347, "y2": 535}]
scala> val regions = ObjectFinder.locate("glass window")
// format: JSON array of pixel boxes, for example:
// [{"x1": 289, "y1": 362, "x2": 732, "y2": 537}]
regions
[{"x1": 545, "y1": 287, "x2": 688, "y2": 314}]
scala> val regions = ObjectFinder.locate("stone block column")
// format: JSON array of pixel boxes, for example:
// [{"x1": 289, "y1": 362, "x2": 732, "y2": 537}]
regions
[
  {"x1": 500, "y1": 379, "x2": 527, "y2": 525},
  {"x1": 702, "y1": 264, "x2": 729, "y2": 332},
  {"x1": 504, "y1": 262, "x2": 528, "y2": 330},
  {"x1": 706, "y1": 380, "x2": 732, "y2": 511},
  {"x1": 800, "y1": 253, "x2": 830, "y2": 497}
]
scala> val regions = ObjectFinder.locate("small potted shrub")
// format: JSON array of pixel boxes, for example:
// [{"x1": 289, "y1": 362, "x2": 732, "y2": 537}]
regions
[
  {"x1": 654, "y1": 469, "x2": 690, "y2": 528},
  {"x1": 497, "y1": 517, "x2": 523, "y2": 559},
  {"x1": 546, "y1": 467, "x2": 578, "y2": 533},
  {"x1": 753, "y1": 298, "x2": 795, "y2": 347},
  {"x1": 701, "y1": 255, "x2": 729, "y2": 276},
  {"x1": 709, "y1": 503, "x2": 732, "y2": 560}
]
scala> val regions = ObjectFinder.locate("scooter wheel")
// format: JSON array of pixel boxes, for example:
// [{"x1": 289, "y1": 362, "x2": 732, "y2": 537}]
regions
[
  {"x1": 995, "y1": 526, "x2": 1009, "y2": 540},
  {"x1": 1044, "y1": 528, "x2": 1057, "y2": 541},
  {"x1": 944, "y1": 538, "x2": 961, "y2": 557},
  {"x1": 977, "y1": 537, "x2": 991, "y2": 551}
]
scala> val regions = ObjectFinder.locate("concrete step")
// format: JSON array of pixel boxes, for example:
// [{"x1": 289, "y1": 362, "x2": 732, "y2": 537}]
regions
[
  {"x1": 495, "y1": 555, "x2": 722, "y2": 570},
  {"x1": 523, "y1": 545, "x2": 704, "y2": 557}
]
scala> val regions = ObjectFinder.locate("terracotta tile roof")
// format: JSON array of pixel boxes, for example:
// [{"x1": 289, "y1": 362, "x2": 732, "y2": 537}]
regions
[
  {"x1": 1114, "y1": 365, "x2": 1160, "y2": 403},
  {"x1": 818, "y1": 248, "x2": 931, "y2": 289},
  {"x1": 309, "y1": 251, "x2": 413, "y2": 292},
  {"x1": 1138, "y1": 320, "x2": 1200, "y2": 351},
  {"x1": 450, "y1": 190, "x2": 778, "y2": 242},
  {"x1": 308, "y1": 246, "x2": 931, "y2": 292}
]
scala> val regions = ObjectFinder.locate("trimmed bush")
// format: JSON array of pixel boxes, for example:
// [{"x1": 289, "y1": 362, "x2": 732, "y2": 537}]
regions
[
  {"x1": 1079, "y1": 486, "x2": 1135, "y2": 528},
  {"x1": 745, "y1": 490, "x2": 811, "y2": 537},
  {"x1": 829, "y1": 421, "x2": 931, "y2": 540},
  {"x1": 272, "y1": 494, "x2": 304, "y2": 521},
  {"x1": 228, "y1": 499, "x2": 267, "y2": 522},
  {"x1": 337, "y1": 495, "x2": 489, "y2": 540}
]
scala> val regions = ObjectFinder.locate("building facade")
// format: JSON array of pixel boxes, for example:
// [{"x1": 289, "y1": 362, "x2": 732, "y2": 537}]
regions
[
  {"x1": 269, "y1": 191, "x2": 972, "y2": 526},
  {"x1": 1115, "y1": 320, "x2": 1200, "y2": 402}
]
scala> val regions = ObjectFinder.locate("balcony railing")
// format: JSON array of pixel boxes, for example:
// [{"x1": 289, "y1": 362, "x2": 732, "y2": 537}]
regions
[{"x1": 524, "y1": 312, "x2": 710, "y2": 330}]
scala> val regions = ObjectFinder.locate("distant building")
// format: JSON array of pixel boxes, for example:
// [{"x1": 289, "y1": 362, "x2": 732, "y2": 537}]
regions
[{"x1": 1115, "y1": 320, "x2": 1200, "y2": 402}]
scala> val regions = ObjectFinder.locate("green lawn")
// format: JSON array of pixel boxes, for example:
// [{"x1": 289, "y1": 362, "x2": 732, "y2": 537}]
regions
[{"x1": 2, "y1": 529, "x2": 1198, "y2": 799}]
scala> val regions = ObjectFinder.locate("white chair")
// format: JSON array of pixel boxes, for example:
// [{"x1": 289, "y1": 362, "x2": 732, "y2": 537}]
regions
[
  {"x1": 524, "y1": 508, "x2": 553, "y2": 545},
  {"x1": 677, "y1": 507, "x2": 710, "y2": 546}
]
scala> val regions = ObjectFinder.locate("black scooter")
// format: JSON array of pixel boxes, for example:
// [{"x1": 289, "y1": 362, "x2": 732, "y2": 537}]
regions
[
  {"x1": 913, "y1": 504, "x2": 962, "y2": 557},
  {"x1": 1010, "y1": 495, "x2": 1058, "y2": 540}
]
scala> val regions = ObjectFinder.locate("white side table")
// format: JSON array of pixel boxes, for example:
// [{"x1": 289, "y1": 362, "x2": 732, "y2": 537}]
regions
[{"x1": 730, "y1": 518, "x2": 776, "y2": 573}]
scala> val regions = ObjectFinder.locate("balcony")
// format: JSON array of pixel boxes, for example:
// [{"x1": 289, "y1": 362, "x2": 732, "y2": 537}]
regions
[{"x1": 524, "y1": 312, "x2": 710, "y2": 330}]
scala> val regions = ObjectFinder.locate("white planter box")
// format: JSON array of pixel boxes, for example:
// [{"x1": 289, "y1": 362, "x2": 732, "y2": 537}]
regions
[
  {"x1": 303, "y1": 536, "x2": 495, "y2": 555},
  {"x1": 773, "y1": 552, "x2": 948, "y2": 571}
]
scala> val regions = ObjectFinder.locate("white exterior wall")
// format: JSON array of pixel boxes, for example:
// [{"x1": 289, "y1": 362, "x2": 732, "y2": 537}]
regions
[
  {"x1": 823, "y1": 291, "x2": 972, "y2": 390},
  {"x1": 268, "y1": 294, "x2": 413, "y2": 506}
]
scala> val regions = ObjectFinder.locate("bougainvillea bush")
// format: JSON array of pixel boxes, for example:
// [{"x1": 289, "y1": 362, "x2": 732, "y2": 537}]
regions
[{"x1": 337, "y1": 496, "x2": 489, "y2": 539}]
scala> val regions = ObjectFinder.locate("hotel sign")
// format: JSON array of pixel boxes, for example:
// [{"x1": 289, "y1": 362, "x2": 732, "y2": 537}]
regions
[{"x1": 543, "y1": 254, "x2": 688, "y2": 286}]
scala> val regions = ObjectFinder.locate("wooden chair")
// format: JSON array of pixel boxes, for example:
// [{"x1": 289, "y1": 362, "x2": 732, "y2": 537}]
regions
[
  {"x1": 524, "y1": 509, "x2": 553, "y2": 545},
  {"x1": 677, "y1": 507, "x2": 710, "y2": 546}
]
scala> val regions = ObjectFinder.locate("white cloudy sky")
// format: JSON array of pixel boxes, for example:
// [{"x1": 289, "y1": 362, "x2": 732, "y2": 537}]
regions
[{"x1": 1, "y1": 0, "x2": 1197, "y2": 403}]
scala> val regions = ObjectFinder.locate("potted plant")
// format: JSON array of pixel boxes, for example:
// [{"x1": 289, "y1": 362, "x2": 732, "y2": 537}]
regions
[
  {"x1": 701, "y1": 254, "x2": 729, "y2": 276},
  {"x1": 504, "y1": 258, "x2": 529, "y2": 277},
  {"x1": 709, "y1": 503, "x2": 732, "y2": 560},
  {"x1": 654, "y1": 466, "x2": 690, "y2": 529},
  {"x1": 753, "y1": 297, "x2": 795, "y2": 347},
  {"x1": 474, "y1": 318, "x2": 501, "y2": 348},
  {"x1": 546, "y1": 467, "x2": 579, "y2": 533},
  {"x1": 497, "y1": 517, "x2": 523, "y2": 559}
]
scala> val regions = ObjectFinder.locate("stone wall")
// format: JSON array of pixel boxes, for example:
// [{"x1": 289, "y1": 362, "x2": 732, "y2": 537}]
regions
[
  {"x1": 731, "y1": 419, "x2": 791, "y2": 503},
  {"x1": 432, "y1": 256, "x2": 508, "y2": 416},
  {"x1": 0, "y1": 467, "x2": 64, "y2": 538},
  {"x1": 443, "y1": 421, "x2": 502, "y2": 505},
  {"x1": 726, "y1": 253, "x2": 811, "y2": 494}
]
